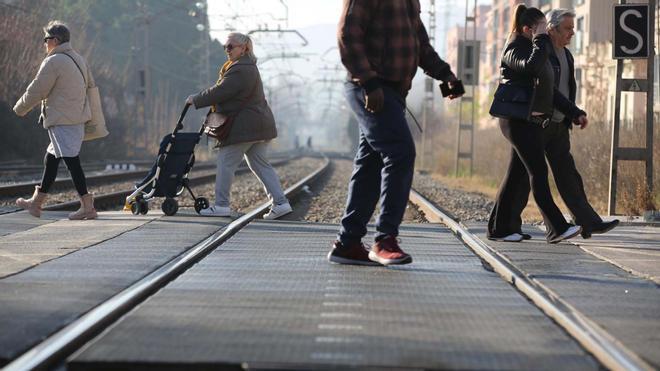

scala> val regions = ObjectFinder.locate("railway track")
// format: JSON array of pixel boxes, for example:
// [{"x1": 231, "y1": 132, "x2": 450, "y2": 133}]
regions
[
  {"x1": 1, "y1": 159, "x2": 653, "y2": 370},
  {"x1": 408, "y1": 189, "x2": 653, "y2": 371},
  {"x1": 0, "y1": 164, "x2": 215, "y2": 197},
  {"x1": 1, "y1": 157, "x2": 294, "y2": 213},
  {"x1": 0, "y1": 152, "x2": 296, "y2": 197},
  {"x1": 0, "y1": 162, "x2": 134, "y2": 175},
  {"x1": 3, "y1": 157, "x2": 330, "y2": 371}
]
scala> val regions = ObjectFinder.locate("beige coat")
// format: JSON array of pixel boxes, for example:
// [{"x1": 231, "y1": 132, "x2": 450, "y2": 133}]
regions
[
  {"x1": 13, "y1": 42, "x2": 92, "y2": 128},
  {"x1": 193, "y1": 56, "x2": 277, "y2": 146}
]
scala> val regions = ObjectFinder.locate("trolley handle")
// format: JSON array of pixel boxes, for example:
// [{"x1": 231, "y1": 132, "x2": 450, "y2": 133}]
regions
[{"x1": 173, "y1": 103, "x2": 191, "y2": 133}]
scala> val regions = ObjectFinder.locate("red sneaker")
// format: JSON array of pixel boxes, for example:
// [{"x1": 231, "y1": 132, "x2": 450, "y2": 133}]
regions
[
  {"x1": 369, "y1": 236, "x2": 412, "y2": 265},
  {"x1": 328, "y1": 240, "x2": 381, "y2": 266}
]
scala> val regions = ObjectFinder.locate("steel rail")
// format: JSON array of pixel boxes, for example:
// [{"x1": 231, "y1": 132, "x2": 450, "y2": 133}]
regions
[
  {"x1": 3, "y1": 157, "x2": 330, "y2": 371},
  {"x1": 1, "y1": 152, "x2": 295, "y2": 197},
  {"x1": 0, "y1": 163, "x2": 216, "y2": 197},
  {"x1": 408, "y1": 188, "x2": 653, "y2": 371}
]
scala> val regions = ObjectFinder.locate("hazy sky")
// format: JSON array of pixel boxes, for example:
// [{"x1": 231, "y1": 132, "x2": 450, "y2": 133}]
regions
[
  {"x1": 207, "y1": 0, "x2": 484, "y2": 52},
  {"x1": 208, "y1": 0, "x2": 341, "y2": 41},
  {"x1": 205, "y1": 0, "x2": 488, "y2": 141}
]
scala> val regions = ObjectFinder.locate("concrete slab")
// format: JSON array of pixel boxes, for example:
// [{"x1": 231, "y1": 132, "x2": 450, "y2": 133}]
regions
[
  {"x1": 468, "y1": 222, "x2": 660, "y2": 368},
  {"x1": 0, "y1": 210, "x2": 228, "y2": 366},
  {"x1": 0, "y1": 211, "x2": 160, "y2": 278},
  {"x1": 69, "y1": 221, "x2": 597, "y2": 370},
  {"x1": 0, "y1": 210, "x2": 60, "y2": 237}
]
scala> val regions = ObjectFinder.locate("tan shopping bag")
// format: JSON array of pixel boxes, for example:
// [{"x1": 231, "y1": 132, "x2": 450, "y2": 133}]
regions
[
  {"x1": 60, "y1": 52, "x2": 108, "y2": 141},
  {"x1": 83, "y1": 85, "x2": 108, "y2": 141}
]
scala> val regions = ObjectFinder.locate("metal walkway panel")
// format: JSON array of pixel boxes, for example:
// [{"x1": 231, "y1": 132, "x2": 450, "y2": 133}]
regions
[
  {"x1": 468, "y1": 222, "x2": 660, "y2": 368},
  {"x1": 0, "y1": 211, "x2": 226, "y2": 366},
  {"x1": 70, "y1": 221, "x2": 598, "y2": 370},
  {"x1": 572, "y1": 225, "x2": 660, "y2": 284},
  {"x1": 0, "y1": 211, "x2": 159, "y2": 278}
]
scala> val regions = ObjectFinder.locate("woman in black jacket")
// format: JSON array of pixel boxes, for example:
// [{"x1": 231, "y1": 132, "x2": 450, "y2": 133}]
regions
[{"x1": 488, "y1": 5, "x2": 583, "y2": 243}]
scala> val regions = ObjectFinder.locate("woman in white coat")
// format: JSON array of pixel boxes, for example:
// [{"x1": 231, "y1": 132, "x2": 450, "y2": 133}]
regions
[{"x1": 13, "y1": 21, "x2": 97, "y2": 220}]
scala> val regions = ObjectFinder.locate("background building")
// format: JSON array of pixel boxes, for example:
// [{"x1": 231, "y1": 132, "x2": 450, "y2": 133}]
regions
[{"x1": 477, "y1": 0, "x2": 658, "y2": 128}]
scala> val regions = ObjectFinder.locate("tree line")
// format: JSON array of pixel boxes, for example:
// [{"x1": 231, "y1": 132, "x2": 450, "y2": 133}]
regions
[{"x1": 0, "y1": 0, "x2": 226, "y2": 163}]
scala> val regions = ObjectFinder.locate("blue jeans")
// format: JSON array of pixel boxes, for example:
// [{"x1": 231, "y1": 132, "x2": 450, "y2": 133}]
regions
[{"x1": 339, "y1": 82, "x2": 416, "y2": 244}]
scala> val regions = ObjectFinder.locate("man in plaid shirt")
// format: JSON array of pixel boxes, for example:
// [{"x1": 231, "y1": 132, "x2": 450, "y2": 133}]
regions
[{"x1": 328, "y1": 0, "x2": 462, "y2": 266}]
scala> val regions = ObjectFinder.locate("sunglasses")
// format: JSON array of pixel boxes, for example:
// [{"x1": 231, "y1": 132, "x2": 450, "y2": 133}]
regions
[
  {"x1": 224, "y1": 43, "x2": 241, "y2": 52},
  {"x1": 43, "y1": 36, "x2": 56, "y2": 43}
]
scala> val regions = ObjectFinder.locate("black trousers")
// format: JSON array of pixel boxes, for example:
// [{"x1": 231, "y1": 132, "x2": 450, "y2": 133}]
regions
[
  {"x1": 490, "y1": 121, "x2": 602, "y2": 236},
  {"x1": 40, "y1": 153, "x2": 88, "y2": 196},
  {"x1": 488, "y1": 118, "x2": 570, "y2": 240}
]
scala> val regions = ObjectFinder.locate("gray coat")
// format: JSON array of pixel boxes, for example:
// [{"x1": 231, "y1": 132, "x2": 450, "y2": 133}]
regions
[{"x1": 193, "y1": 56, "x2": 277, "y2": 146}]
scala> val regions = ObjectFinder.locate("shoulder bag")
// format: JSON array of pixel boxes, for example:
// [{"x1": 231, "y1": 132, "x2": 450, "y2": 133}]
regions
[
  {"x1": 61, "y1": 53, "x2": 108, "y2": 141},
  {"x1": 488, "y1": 79, "x2": 537, "y2": 122}
]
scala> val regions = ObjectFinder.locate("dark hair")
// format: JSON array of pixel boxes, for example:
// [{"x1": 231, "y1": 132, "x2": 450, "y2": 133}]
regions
[
  {"x1": 43, "y1": 20, "x2": 70, "y2": 43},
  {"x1": 510, "y1": 4, "x2": 545, "y2": 34}
]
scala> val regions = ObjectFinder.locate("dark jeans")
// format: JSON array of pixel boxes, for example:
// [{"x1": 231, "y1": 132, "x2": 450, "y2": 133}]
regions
[
  {"x1": 490, "y1": 121, "x2": 602, "y2": 235},
  {"x1": 40, "y1": 153, "x2": 88, "y2": 196},
  {"x1": 338, "y1": 82, "x2": 415, "y2": 244},
  {"x1": 488, "y1": 118, "x2": 570, "y2": 241}
]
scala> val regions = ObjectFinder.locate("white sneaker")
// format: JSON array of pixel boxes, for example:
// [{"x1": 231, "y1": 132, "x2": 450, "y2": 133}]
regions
[
  {"x1": 263, "y1": 202, "x2": 292, "y2": 220},
  {"x1": 488, "y1": 233, "x2": 524, "y2": 242},
  {"x1": 548, "y1": 225, "x2": 582, "y2": 244},
  {"x1": 199, "y1": 205, "x2": 232, "y2": 217}
]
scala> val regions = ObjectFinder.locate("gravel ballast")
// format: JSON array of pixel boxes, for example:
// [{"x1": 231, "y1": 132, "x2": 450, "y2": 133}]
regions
[{"x1": 412, "y1": 172, "x2": 494, "y2": 222}]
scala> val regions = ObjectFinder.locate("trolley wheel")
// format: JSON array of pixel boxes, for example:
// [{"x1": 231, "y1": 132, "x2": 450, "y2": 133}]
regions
[
  {"x1": 194, "y1": 197, "x2": 210, "y2": 214},
  {"x1": 130, "y1": 202, "x2": 140, "y2": 215},
  {"x1": 139, "y1": 199, "x2": 149, "y2": 215},
  {"x1": 162, "y1": 198, "x2": 178, "y2": 216}
]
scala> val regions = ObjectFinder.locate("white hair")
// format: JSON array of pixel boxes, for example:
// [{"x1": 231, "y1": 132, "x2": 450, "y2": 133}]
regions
[
  {"x1": 227, "y1": 32, "x2": 257, "y2": 63},
  {"x1": 546, "y1": 8, "x2": 576, "y2": 29}
]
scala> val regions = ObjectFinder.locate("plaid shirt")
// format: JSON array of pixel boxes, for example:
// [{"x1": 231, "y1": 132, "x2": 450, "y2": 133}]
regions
[{"x1": 338, "y1": 0, "x2": 454, "y2": 95}]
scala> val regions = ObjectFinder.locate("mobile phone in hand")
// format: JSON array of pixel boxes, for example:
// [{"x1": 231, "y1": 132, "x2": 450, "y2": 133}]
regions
[{"x1": 439, "y1": 80, "x2": 465, "y2": 97}]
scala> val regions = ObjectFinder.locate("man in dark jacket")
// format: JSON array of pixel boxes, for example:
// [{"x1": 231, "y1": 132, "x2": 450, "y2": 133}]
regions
[
  {"x1": 328, "y1": 0, "x2": 462, "y2": 266},
  {"x1": 507, "y1": 8, "x2": 618, "y2": 239}
]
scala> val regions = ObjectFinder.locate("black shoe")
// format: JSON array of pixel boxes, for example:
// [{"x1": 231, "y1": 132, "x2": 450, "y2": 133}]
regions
[
  {"x1": 582, "y1": 219, "x2": 619, "y2": 238},
  {"x1": 519, "y1": 232, "x2": 532, "y2": 240},
  {"x1": 328, "y1": 240, "x2": 381, "y2": 266}
]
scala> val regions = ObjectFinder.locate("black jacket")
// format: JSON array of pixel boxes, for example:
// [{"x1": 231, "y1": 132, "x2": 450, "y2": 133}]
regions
[
  {"x1": 549, "y1": 46, "x2": 581, "y2": 128},
  {"x1": 500, "y1": 34, "x2": 583, "y2": 121}
]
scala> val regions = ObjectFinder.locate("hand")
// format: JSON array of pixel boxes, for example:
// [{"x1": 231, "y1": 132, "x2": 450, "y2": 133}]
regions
[
  {"x1": 576, "y1": 115, "x2": 588, "y2": 129},
  {"x1": 364, "y1": 88, "x2": 384, "y2": 113},
  {"x1": 185, "y1": 95, "x2": 195, "y2": 105}
]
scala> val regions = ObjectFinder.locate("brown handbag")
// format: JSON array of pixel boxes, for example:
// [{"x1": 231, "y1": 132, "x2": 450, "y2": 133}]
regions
[
  {"x1": 203, "y1": 81, "x2": 259, "y2": 141},
  {"x1": 203, "y1": 112, "x2": 233, "y2": 141}
]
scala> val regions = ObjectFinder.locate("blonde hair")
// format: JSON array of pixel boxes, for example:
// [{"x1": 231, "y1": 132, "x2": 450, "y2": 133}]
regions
[{"x1": 228, "y1": 32, "x2": 257, "y2": 63}]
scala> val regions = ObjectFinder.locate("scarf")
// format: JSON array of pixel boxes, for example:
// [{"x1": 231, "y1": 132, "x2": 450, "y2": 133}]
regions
[{"x1": 211, "y1": 60, "x2": 235, "y2": 113}]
